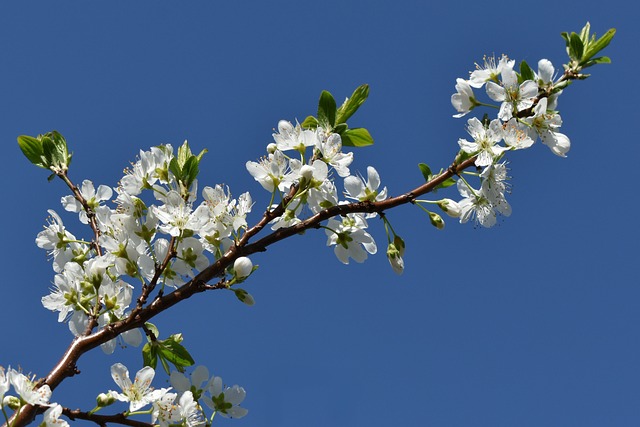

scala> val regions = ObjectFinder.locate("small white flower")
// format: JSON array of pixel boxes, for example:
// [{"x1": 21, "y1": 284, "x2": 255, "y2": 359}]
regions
[
  {"x1": 109, "y1": 363, "x2": 169, "y2": 412},
  {"x1": 469, "y1": 54, "x2": 515, "y2": 88},
  {"x1": 203, "y1": 376, "x2": 248, "y2": 419},
  {"x1": 451, "y1": 78, "x2": 477, "y2": 117},
  {"x1": 326, "y1": 213, "x2": 377, "y2": 264},
  {"x1": 344, "y1": 166, "x2": 387, "y2": 203},
  {"x1": 61, "y1": 180, "x2": 113, "y2": 224},
  {"x1": 486, "y1": 67, "x2": 538, "y2": 121},
  {"x1": 9, "y1": 370, "x2": 52, "y2": 406},
  {"x1": 40, "y1": 404, "x2": 69, "y2": 427},
  {"x1": 458, "y1": 118, "x2": 508, "y2": 167}
]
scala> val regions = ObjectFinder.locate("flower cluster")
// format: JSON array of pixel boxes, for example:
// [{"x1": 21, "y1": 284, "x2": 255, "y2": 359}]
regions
[
  {"x1": 104, "y1": 363, "x2": 247, "y2": 426},
  {"x1": 246, "y1": 119, "x2": 385, "y2": 265},
  {"x1": 447, "y1": 56, "x2": 571, "y2": 228},
  {"x1": 0, "y1": 366, "x2": 68, "y2": 427}
]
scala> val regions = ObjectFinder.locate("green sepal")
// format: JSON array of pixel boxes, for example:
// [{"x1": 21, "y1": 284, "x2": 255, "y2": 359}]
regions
[
  {"x1": 341, "y1": 128, "x2": 374, "y2": 147},
  {"x1": 17, "y1": 135, "x2": 46, "y2": 168},
  {"x1": 301, "y1": 115, "x2": 319, "y2": 129},
  {"x1": 317, "y1": 90, "x2": 337, "y2": 129},
  {"x1": 336, "y1": 84, "x2": 369, "y2": 125},
  {"x1": 518, "y1": 60, "x2": 535, "y2": 83},
  {"x1": 418, "y1": 163, "x2": 432, "y2": 182}
]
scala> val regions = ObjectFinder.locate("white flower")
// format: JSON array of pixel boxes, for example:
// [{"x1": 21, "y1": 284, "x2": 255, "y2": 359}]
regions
[
  {"x1": 9, "y1": 370, "x2": 52, "y2": 406},
  {"x1": 437, "y1": 198, "x2": 462, "y2": 218},
  {"x1": 326, "y1": 213, "x2": 377, "y2": 264},
  {"x1": 61, "y1": 180, "x2": 113, "y2": 224},
  {"x1": 451, "y1": 78, "x2": 477, "y2": 117},
  {"x1": 40, "y1": 404, "x2": 69, "y2": 427},
  {"x1": 344, "y1": 166, "x2": 387, "y2": 203},
  {"x1": 151, "y1": 392, "x2": 181, "y2": 427},
  {"x1": 109, "y1": 363, "x2": 169, "y2": 412},
  {"x1": 203, "y1": 376, "x2": 248, "y2": 419},
  {"x1": 469, "y1": 54, "x2": 515, "y2": 88},
  {"x1": 525, "y1": 97, "x2": 571, "y2": 157},
  {"x1": 316, "y1": 133, "x2": 353, "y2": 177},
  {"x1": 152, "y1": 191, "x2": 206, "y2": 237},
  {"x1": 458, "y1": 118, "x2": 508, "y2": 167},
  {"x1": 0, "y1": 367, "x2": 11, "y2": 402},
  {"x1": 457, "y1": 180, "x2": 498, "y2": 228},
  {"x1": 178, "y1": 391, "x2": 206, "y2": 427},
  {"x1": 246, "y1": 150, "x2": 293, "y2": 193},
  {"x1": 486, "y1": 67, "x2": 538, "y2": 121},
  {"x1": 272, "y1": 120, "x2": 319, "y2": 153},
  {"x1": 502, "y1": 118, "x2": 534, "y2": 150},
  {"x1": 308, "y1": 179, "x2": 338, "y2": 214}
]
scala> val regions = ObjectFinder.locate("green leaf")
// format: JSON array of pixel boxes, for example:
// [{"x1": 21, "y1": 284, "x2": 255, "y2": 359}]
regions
[
  {"x1": 158, "y1": 339, "x2": 195, "y2": 370},
  {"x1": 182, "y1": 156, "x2": 199, "y2": 186},
  {"x1": 17, "y1": 135, "x2": 46, "y2": 168},
  {"x1": 317, "y1": 90, "x2": 337, "y2": 129},
  {"x1": 336, "y1": 84, "x2": 369, "y2": 124},
  {"x1": 579, "y1": 22, "x2": 591, "y2": 45},
  {"x1": 569, "y1": 32, "x2": 584, "y2": 60},
  {"x1": 300, "y1": 115, "x2": 318, "y2": 129},
  {"x1": 142, "y1": 342, "x2": 158, "y2": 369},
  {"x1": 341, "y1": 128, "x2": 374, "y2": 147},
  {"x1": 418, "y1": 163, "x2": 432, "y2": 182},
  {"x1": 581, "y1": 28, "x2": 616, "y2": 64},
  {"x1": 195, "y1": 148, "x2": 208, "y2": 163},
  {"x1": 177, "y1": 141, "x2": 192, "y2": 169},
  {"x1": 519, "y1": 60, "x2": 535, "y2": 82},
  {"x1": 433, "y1": 177, "x2": 457, "y2": 191},
  {"x1": 582, "y1": 56, "x2": 611, "y2": 68},
  {"x1": 168, "y1": 157, "x2": 182, "y2": 181}
]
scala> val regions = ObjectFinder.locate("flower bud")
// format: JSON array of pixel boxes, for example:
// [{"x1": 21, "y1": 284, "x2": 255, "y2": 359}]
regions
[
  {"x1": 3, "y1": 395, "x2": 20, "y2": 410},
  {"x1": 386, "y1": 242, "x2": 405, "y2": 275},
  {"x1": 96, "y1": 392, "x2": 116, "y2": 407},
  {"x1": 300, "y1": 165, "x2": 314, "y2": 181},
  {"x1": 234, "y1": 257, "x2": 253, "y2": 279},
  {"x1": 437, "y1": 199, "x2": 461, "y2": 218},
  {"x1": 429, "y1": 211, "x2": 445, "y2": 230},
  {"x1": 266, "y1": 143, "x2": 277, "y2": 154},
  {"x1": 234, "y1": 288, "x2": 255, "y2": 306}
]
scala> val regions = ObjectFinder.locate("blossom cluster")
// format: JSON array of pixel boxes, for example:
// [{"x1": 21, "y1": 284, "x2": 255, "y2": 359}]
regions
[
  {"x1": 0, "y1": 366, "x2": 67, "y2": 427},
  {"x1": 447, "y1": 55, "x2": 571, "y2": 227},
  {"x1": 246, "y1": 120, "x2": 385, "y2": 265},
  {"x1": 106, "y1": 363, "x2": 247, "y2": 426}
]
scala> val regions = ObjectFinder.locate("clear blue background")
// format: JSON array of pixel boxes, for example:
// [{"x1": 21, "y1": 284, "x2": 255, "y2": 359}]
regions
[{"x1": 1, "y1": 1, "x2": 637, "y2": 426}]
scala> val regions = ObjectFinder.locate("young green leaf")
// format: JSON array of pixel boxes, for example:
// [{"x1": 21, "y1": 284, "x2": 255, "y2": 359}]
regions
[
  {"x1": 519, "y1": 60, "x2": 535, "y2": 82},
  {"x1": 17, "y1": 135, "x2": 46, "y2": 168},
  {"x1": 341, "y1": 128, "x2": 374, "y2": 147},
  {"x1": 418, "y1": 163, "x2": 432, "y2": 182},
  {"x1": 336, "y1": 84, "x2": 370, "y2": 124},
  {"x1": 317, "y1": 90, "x2": 337, "y2": 129},
  {"x1": 569, "y1": 32, "x2": 584, "y2": 61},
  {"x1": 301, "y1": 115, "x2": 319, "y2": 129},
  {"x1": 581, "y1": 28, "x2": 616, "y2": 64}
]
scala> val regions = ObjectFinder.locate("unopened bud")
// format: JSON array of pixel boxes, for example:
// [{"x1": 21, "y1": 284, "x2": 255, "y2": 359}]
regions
[
  {"x1": 300, "y1": 165, "x2": 314, "y2": 181},
  {"x1": 234, "y1": 288, "x2": 255, "y2": 306},
  {"x1": 266, "y1": 143, "x2": 277, "y2": 154},
  {"x1": 234, "y1": 257, "x2": 253, "y2": 280},
  {"x1": 429, "y1": 211, "x2": 445, "y2": 230},
  {"x1": 386, "y1": 242, "x2": 405, "y2": 275},
  {"x1": 96, "y1": 392, "x2": 116, "y2": 407},
  {"x1": 4, "y1": 395, "x2": 20, "y2": 410},
  {"x1": 437, "y1": 199, "x2": 461, "y2": 218}
]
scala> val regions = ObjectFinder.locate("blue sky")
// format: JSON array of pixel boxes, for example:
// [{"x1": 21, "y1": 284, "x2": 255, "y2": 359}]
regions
[{"x1": 1, "y1": 1, "x2": 637, "y2": 426}]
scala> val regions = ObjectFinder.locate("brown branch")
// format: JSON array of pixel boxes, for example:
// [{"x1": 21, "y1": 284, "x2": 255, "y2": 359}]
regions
[
  {"x1": 64, "y1": 409, "x2": 153, "y2": 427},
  {"x1": 6, "y1": 156, "x2": 478, "y2": 427}
]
